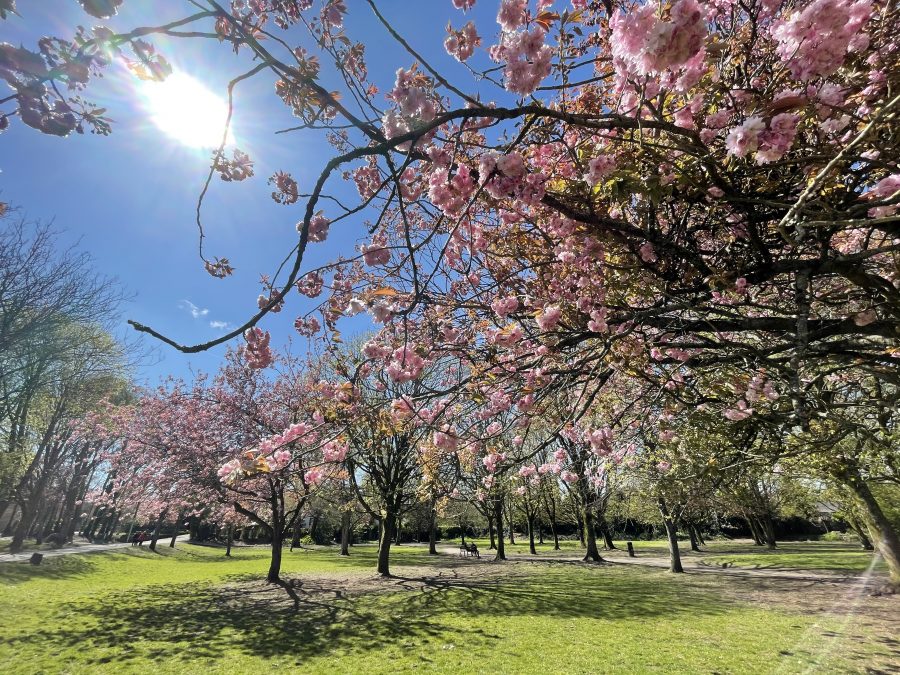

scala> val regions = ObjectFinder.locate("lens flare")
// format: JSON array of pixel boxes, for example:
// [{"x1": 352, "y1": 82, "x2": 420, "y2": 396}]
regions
[{"x1": 140, "y1": 72, "x2": 233, "y2": 149}]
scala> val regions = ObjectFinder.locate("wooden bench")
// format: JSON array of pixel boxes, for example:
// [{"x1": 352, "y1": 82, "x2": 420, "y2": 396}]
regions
[{"x1": 458, "y1": 542, "x2": 480, "y2": 558}]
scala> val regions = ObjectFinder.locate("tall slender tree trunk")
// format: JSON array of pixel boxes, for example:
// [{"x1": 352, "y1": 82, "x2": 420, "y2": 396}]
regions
[
  {"x1": 841, "y1": 472, "x2": 900, "y2": 585},
  {"x1": 377, "y1": 510, "x2": 396, "y2": 577},
  {"x1": 598, "y1": 515, "x2": 617, "y2": 550},
  {"x1": 488, "y1": 514, "x2": 496, "y2": 550},
  {"x1": 290, "y1": 520, "x2": 302, "y2": 551},
  {"x1": 551, "y1": 520, "x2": 560, "y2": 550},
  {"x1": 746, "y1": 514, "x2": 764, "y2": 546},
  {"x1": 658, "y1": 497, "x2": 683, "y2": 573},
  {"x1": 688, "y1": 524, "x2": 701, "y2": 552},
  {"x1": 341, "y1": 510, "x2": 351, "y2": 556},
  {"x1": 170, "y1": 509, "x2": 186, "y2": 548},
  {"x1": 267, "y1": 526, "x2": 283, "y2": 583},
  {"x1": 148, "y1": 509, "x2": 167, "y2": 552},
  {"x1": 761, "y1": 514, "x2": 777, "y2": 549},
  {"x1": 225, "y1": 524, "x2": 233, "y2": 557},
  {"x1": 527, "y1": 514, "x2": 537, "y2": 555},
  {"x1": 427, "y1": 508, "x2": 437, "y2": 555},
  {"x1": 493, "y1": 499, "x2": 506, "y2": 561},
  {"x1": 581, "y1": 504, "x2": 603, "y2": 562}
]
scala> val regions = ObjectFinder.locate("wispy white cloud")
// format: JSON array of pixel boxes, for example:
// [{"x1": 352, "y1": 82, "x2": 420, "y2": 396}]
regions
[
  {"x1": 209, "y1": 320, "x2": 229, "y2": 330},
  {"x1": 179, "y1": 300, "x2": 209, "y2": 319}
]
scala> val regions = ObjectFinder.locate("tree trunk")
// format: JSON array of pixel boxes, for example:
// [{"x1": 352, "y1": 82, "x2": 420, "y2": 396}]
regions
[
  {"x1": 658, "y1": 497, "x2": 684, "y2": 573},
  {"x1": 746, "y1": 514, "x2": 764, "y2": 546},
  {"x1": 848, "y1": 517, "x2": 874, "y2": 551},
  {"x1": 761, "y1": 514, "x2": 777, "y2": 550},
  {"x1": 341, "y1": 510, "x2": 351, "y2": 556},
  {"x1": 225, "y1": 524, "x2": 233, "y2": 557},
  {"x1": 582, "y1": 504, "x2": 603, "y2": 562},
  {"x1": 488, "y1": 514, "x2": 496, "y2": 550},
  {"x1": 527, "y1": 515, "x2": 537, "y2": 555},
  {"x1": 598, "y1": 515, "x2": 616, "y2": 550},
  {"x1": 493, "y1": 498, "x2": 506, "y2": 561},
  {"x1": 377, "y1": 510, "x2": 396, "y2": 577},
  {"x1": 576, "y1": 509, "x2": 586, "y2": 547},
  {"x1": 427, "y1": 508, "x2": 437, "y2": 555},
  {"x1": 290, "y1": 520, "x2": 302, "y2": 551},
  {"x1": 688, "y1": 524, "x2": 701, "y2": 552},
  {"x1": 842, "y1": 473, "x2": 900, "y2": 585},
  {"x1": 267, "y1": 527, "x2": 283, "y2": 583},
  {"x1": 169, "y1": 509, "x2": 186, "y2": 548},
  {"x1": 148, "y1": 509, "x2": 167, "y2": 552},
  {"x1": 551, "y1": 520, "x2": 560, "y2": 550},
  {"x1": 506, "y1": 500, "x2": 515, "y2": 544}
]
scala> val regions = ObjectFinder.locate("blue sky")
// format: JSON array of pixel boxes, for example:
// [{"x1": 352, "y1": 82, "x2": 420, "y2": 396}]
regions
[{"x1": 1, "y1": 1, "x2": 515, "y2": 386}]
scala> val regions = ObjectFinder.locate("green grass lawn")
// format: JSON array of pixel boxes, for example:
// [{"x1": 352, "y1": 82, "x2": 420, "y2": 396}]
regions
[{"x1": 0, "y1": 541, "x2": 896, "y2": 674}]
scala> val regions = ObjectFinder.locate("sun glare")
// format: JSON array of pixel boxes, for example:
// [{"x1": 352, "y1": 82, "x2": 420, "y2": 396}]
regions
[{"x1": 140, "y1": 72, "x2": 233, "y2": 149}]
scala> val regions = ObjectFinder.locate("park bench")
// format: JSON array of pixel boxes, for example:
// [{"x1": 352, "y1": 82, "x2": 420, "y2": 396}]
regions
[{"x1": 458, "y1": 542, "x2": 480, "y2": 558}]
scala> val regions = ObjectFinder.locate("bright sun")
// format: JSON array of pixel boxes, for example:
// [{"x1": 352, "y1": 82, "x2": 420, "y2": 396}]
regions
[{"x1": 140, "y1": 72, "x2": 233, "y2": 149}]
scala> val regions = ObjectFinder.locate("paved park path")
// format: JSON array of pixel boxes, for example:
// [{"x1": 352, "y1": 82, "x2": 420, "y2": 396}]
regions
[{"x1": 0, "y1": 534, "x2": 192, "y2": 563}]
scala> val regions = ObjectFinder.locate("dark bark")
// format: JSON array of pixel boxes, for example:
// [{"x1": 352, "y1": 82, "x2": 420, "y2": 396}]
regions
[
  {"x1": 658, "y1": 497, "x2": 683, "y2": 573},
  {"x1": 488, "y1": 514, "x2": 496, "y2": 550},
  {"x1": 581, "y1": 503, "x2": 604, "y2": 562},
  {"x1": 267, "y1": 527, "x2": 283, "y2": 583},
  {"x1": 493, "y1": 498, "x2": 506, "y2": 561},
  {"x1": 527, "y1": 515, "x2": 537, "y2": 555},
  {"x1": 377, "y1": 510, "x2": 396, "y2": 576},
  {"x1": 225, "y1": 524, "x2": 233, "y2": 557},
  {"x1": 427, "y1": 507, "x2": 437, "y2": 555},
  {"x1": 148, "y1": 509, "x2": 167, "y2": 552},
  {"x1": 688, "y1": 525, "x2": 701, "y2": 552},
  {"x1": 341, "y1": 510, "x2": 351, "y2": 556},
  {"x1": 598, "y1": 516, "x2": 616, "y2": 550},
  {"x1": 761, "y1": 514, "x2": 777, "y2": 549},
  {"x1": 746, "y1": 514, "x2": 764, "y2": 546},
  {"x1": 170, "y1": 509, "x2": 186, "y2": 548}
]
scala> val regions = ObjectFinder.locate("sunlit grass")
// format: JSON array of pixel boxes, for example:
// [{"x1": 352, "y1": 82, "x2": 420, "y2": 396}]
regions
[{"x1": 0, "y1": 541, "x2": 894, "y2": 673}]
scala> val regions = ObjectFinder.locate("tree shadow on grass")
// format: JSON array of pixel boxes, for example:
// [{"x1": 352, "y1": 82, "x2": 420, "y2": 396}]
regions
[
  {"x1": 0, "y1": 555, "x2": 98, "y2": 586},
  {"x1": 2, "y1": 564, "x2": 728, "y2": 668}
]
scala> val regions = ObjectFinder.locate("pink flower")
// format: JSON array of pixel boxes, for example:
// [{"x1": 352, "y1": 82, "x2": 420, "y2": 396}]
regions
[
  {"x1": 725, "y1": 117, "x2": 765, "y2": 158},
  {"x1": 306, "y1": 213, "x2": 330, "y2": 243},
  {"x1": 243, "y1": 327, "x2": 274, "y2": 369},
  {"x1": 453, "y1": 0, "x2": 476, "y2": 9},
  {"x1": 486, "y1": 421, "x2": 502, "y2": 435},
  {"x1": 772, "y1": 0, "x2": 873, "y2": 81},
  {"x1": 561, "y1": 470, "x2": 579, "y2": 484},
  {"x1": 304, "y1": 467, "x2": 325, "y2": 485},
  {"x1": 491, "y1": 295, "x2": 520, "y2": 319},
  {"x1": 657, "y1": 461, "x2": 672, "y2": 473},
  {"x1": 323, "y1": 440, "x2": 349, "y2": 463},
  {"x1": 639, "y1": 242, "x2": 657, "y2": 263},
  {"x1": 445, "y1": 21, "x2": 481, "y2": 62},
  {"x1": 497, "y1": 0, "x2": 527, "y2": 31},
  {"x1": 610, "y1": 0, "x2": 705, "y2": 76},
  {"x1": 536, "y1": 305, "x2": 562, "y2": 331},
  {"x1": 583, "y1": 154, "x2": 616, "y2": 187},
  {"x1": 756, "y1": 113, "x2": 799, "y2": 164}
]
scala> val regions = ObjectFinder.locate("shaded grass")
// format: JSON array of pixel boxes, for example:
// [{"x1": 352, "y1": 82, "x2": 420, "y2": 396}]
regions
[{"x1": 0, "y1": 542, "x2": 895, "y2": 673}]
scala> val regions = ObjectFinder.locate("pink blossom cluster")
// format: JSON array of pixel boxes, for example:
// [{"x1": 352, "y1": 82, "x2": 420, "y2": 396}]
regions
[
  {"x1": 482, "y1": 451, "x2": 507, "y2": 473},
  {"x1": 726, "y1": 114, "x2": 800, "y2": 163},
  {"x1": 560, "y1": 470, "x2": 579, "y2": 484},
  {"x1": 386, "y1": 345, "x2": 425, "y2": 382},
  {"x1": 479, "y1": 152, "x2": 546, "y2": 204},
  {"x1": 588, "y1": 426, "x2": 613, "y2": 456},
  {"x1": 491, "y1": 27, "x2": 552, "y2": 95},
  {"x1": 433, "y1": 428, "x2": 459, "y2": 452},
  {"x1": 323, "y1": 440, "x2": 349, "y2": 463},
  {"x1": 304, "y1": 466, "x2": 325, "y2": 485},
  {"x1": 583, "y1": 154, "x2": 617, "y2": 187},
  {"x1": 535, "y1": 305, "x2": 562, "y2": 331},
  {"x1": 243, "y1": 327, "x2": 274, "y2": 369},
  {"x1": 428, "y1": 165, "x2": 477, "y2": 216},
  {"x1": 491, "y1": 295, "x2": 520, "y2": 319},
  {"x1": 772, "y1": 0, "x2": 873, "y2": 81},
  {"x1": 445, "y1": 21, "x2": 481, "y2": 62},
  {"x1": 497, "y1": 0, "x2": 527, "y2": 31},
  {"x1": 866, "y1": 174, "x2": 900, "y2": 217},
  {"x1": 296, "y1": 271, "x2": 324, "y2": 297},
  {"x1": 303, "y1": 213, "x2": 330, "y2": 243},
  {"x1": 453, "y1": 0, "x2": 476, "y2": 10},
  {"x1": 362, "y1": 234, "x2": 391, "y2": 266},
  {"x1": 610, "y1": 0, "x2": 706, "y2": 77}
]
